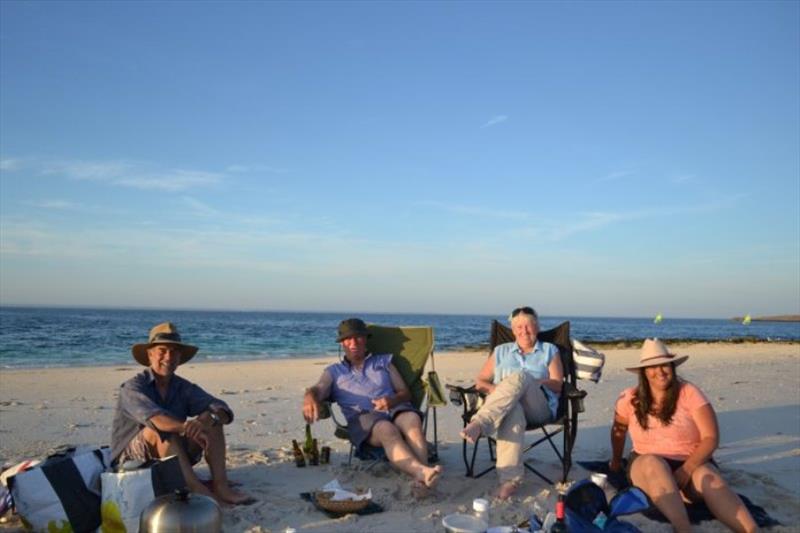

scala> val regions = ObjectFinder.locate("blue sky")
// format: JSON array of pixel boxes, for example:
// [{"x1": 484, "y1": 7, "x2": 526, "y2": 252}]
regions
[{"x1": 1, "y1": 1, "x2": 798, "y2": 318}]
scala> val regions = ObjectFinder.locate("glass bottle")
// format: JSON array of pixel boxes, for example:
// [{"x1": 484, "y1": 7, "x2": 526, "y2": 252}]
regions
[
  {"x1": 472, "y1": 498, "x2": 489, "y2": 529},
  {"x1": 309, "y1": 438, "x2": 320, "y2": 466},
  {"x1": 291, "y1": 439, "x2": 306, "y2": 467},
  {"x1": 304, "y1": 423, "x2": 314, "y2": 455},
  {"x1": 550, "y1": 493, "x2": 568, "y2": 532}
]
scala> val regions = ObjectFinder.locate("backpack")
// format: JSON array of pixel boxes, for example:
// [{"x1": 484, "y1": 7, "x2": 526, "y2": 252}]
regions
[{"x1": 565, "y1": 479, "x2": 651, "y2": 533}]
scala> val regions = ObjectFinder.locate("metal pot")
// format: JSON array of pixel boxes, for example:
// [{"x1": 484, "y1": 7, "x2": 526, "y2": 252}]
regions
[{"x1": 139, "y1": 489, "x2": 222, "y2": 532}]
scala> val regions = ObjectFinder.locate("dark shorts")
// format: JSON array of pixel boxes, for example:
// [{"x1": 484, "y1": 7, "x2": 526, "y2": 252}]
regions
[
  {"x1": 118, "y1": 427, "x2": 203, "y2": 466},
  {"x1": 627, "y1": 451, "x2": 717, "y2": 484},
  {"x1": 347, "y1": 406, "x2": 423, "y2": 455}
]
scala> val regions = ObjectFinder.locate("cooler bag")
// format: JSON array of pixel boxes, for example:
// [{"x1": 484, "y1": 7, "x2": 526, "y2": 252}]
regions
[
  {"x1": 100, "y1": 455, "x2": 185, "y2": 533},
  {"x1": 7, "y1": 446, "x2": 111, "y2": 532}
]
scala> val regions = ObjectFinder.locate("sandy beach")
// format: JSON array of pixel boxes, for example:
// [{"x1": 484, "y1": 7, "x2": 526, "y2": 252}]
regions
[{"x1": 1, "y1": 341, "x2": 798, "y2": 532}]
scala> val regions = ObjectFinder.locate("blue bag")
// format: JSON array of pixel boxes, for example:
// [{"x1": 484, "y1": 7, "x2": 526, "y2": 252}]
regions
[{"x1": 565, "y1": 479, "x2": 651, "y2": 533}]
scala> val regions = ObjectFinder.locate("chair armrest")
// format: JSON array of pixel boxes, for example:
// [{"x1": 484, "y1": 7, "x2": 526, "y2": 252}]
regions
[
  {"x1": 562, "y1": 382, "x2": 588, "y2": 413},
  {"x1": 446, "y1": 384, "x2": 484, "y2": 423},
  {"x1": 445, "y1": 384, "x2": 479, "y2": 405},
  {"x1": 321, "y1": 401, "x2": 351, "y2": 441}
]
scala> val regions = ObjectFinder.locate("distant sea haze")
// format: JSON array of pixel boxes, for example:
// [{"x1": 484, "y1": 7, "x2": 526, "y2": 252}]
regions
[{"x1": 1, "y1": 307, "x2": 798, "y2": 369}]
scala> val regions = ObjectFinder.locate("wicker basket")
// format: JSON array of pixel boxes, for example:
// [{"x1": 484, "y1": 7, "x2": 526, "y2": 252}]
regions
[{"x1": 312, "y1": 490, "x2": 370, "y2": 513}]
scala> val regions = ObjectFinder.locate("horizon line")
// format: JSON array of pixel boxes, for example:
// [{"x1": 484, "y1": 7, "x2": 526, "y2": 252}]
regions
[{"x1": 0, "y1": 303, "x2": 780, "y2": 322}]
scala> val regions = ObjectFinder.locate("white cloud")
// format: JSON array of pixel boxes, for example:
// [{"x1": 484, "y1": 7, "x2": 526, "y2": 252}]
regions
[
  {"x1": 480, "y1": 115, "x2": 508, "y2": 128},
  {"x1": 27, "y1": 158, "x2": 223, "y2": 191},
  {"x1": 595, "y1": 170, "x2": 636, "y2": 183},
  {"x1": 0, "y1": 158, "x2": 21, "y2": 171},
  {"x1": 520, "y1": 195, "x2": 746, "y2": 242},
  {"x1": 115, "y1": 169, "x2": 222, "y2": 191},
  {"x1": 226, "y1": 164, "x2": 288, "y2": 174},
  {"x1": 25, "y1": 199, "x2": 81, "y2": 210},
  {"x1": 672, "y1": 174, "x2": 694, "y2": 184},
  {"x1": 418, "y1": 200, "x2": 529, "y2": 221},
  {"x1": 181, "y1": 196, "x2": 221, "y2": 217}
]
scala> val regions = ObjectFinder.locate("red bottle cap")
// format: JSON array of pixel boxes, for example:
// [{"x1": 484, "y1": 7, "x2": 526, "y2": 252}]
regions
[{"x1": 556, "y1": 499, "x2": 565, "y2": 519}]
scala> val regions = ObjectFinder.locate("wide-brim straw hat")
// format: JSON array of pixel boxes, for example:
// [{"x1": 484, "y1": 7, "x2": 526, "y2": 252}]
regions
[
  {"x1": 625, "y1": 338, "x2": 688, "y2": 372},
  {"x1": 131, "y1": 322, "x2": 199, "y2": 366}
]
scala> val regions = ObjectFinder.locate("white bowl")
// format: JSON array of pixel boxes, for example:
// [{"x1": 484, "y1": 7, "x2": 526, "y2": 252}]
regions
[{"x1": 441, "y1": 513, "x2": 488, "y2": 533}]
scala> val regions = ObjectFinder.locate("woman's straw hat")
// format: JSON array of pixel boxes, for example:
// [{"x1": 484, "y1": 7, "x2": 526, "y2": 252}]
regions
[
  {"x1": 131, "y1": 322, "x2": 199, "y2": 366},
  {"x1": 625, "y1": 338, "x2": 688, "y2": 372}
]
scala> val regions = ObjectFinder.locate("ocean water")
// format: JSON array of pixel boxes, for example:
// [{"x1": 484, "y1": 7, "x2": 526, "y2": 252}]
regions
[{"x1": 0, "y1": 307, "x2": 798, "y2": 368}]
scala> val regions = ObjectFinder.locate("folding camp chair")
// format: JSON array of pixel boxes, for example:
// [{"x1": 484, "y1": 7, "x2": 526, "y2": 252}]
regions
[
  {"x1": 321, "y1": 324, "x2": 446, "y2": 466},
  {"x1": 446, "y1": 320, "x2": 587, "y2": 485}
]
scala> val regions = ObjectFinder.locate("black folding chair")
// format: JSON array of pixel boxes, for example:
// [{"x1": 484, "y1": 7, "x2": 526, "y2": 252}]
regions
[{"x1": 446, "y1": 320, "x2": 587, "y2": 485}]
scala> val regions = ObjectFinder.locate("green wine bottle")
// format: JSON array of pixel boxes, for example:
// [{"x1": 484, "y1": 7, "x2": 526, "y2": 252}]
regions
[{"x1": 304, "y1": 423, "x2": 313, "y2": 455}]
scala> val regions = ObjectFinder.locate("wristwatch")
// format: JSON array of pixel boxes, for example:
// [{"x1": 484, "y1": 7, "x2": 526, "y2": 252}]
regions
[{"x1": 208, "y1": 411, "x2": 221, "y2": 427}]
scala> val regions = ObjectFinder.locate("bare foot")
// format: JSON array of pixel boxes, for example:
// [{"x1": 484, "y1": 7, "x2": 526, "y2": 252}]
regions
[
  {"x1": 188, "y1": 481, "x2": 226, "y2": 506},
  {"x1": 410, "y1": 479, "x2": 430, "y2": 499},
  {"x1": 460, "y1": 421, "x2": 483, "y2": 444},
  {"x1": 214, "y1": 484, "x2": 256, "y2": 505},
  {"x1": 417, "y1": 464, "x2": 443, "y2": 489},
  {"x1": 494, "y1": 480, "x2": 519, "y2": 500}
]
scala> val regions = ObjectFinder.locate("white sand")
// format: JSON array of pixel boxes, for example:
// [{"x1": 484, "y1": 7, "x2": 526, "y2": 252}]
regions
[{"x1": 1, "y1": 342, "x2": 798, "y2": 531}]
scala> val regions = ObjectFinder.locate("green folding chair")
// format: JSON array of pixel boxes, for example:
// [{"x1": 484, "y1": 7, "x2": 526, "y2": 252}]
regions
[{"x1": 322, "y1": 324, "x2": 446, "y2": 465}]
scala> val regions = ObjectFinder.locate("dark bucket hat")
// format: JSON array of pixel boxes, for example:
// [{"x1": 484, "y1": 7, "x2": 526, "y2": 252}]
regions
[
  {"x1": 336, "y1": 318, "x2": 371, "y2": 342},
  {"x1": 131, "y1": 322, "x2": 199, "y2": 366}
]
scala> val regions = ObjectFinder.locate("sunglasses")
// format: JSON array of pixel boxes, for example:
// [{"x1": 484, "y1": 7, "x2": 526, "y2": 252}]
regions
[{"x1": 510, "y1": 306, "x2": 537, "y2": 319}]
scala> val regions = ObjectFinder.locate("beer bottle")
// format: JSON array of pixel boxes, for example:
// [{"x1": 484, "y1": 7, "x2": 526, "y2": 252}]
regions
[
  {"x1": 291, "y1": 439, "x2": 306, "y2": 467},
  {"x1": 304, "y1": 423, "x2": 314, "y2": 455},
  {"x1": 309, "y1": 438, "x2": 320, "y2": 466}
]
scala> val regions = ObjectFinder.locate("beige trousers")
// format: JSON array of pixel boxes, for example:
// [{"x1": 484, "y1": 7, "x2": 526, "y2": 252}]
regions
[{"x1": 471, "y1": 371, "x2": 554, "y2": 483}]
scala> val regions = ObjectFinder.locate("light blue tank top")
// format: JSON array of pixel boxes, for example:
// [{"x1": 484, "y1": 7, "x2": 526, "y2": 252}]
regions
[
  {"x1": 327, "y1": 353, "x2": 413, "y2": 422},
  {"x1": 493, "y1": 340, "x2": 560, "y2": 418}
]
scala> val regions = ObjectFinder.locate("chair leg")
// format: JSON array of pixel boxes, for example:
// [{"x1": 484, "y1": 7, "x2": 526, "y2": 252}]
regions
[
  {"x1": 431, "y1": 407, "x2": 439, "y2": 463},
  {"x1": 523, "y1": 462, "x2": 554, "y2": 485}
]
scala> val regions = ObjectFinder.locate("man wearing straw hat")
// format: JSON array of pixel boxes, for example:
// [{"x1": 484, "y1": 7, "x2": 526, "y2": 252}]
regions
[{"x1": 111, "y1": 322, "x2": 253, "y2": 505}]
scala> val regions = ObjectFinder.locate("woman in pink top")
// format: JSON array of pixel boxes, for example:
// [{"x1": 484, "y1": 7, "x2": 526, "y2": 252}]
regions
[{"x1": 609, "y1": 339, "x2": 757, "y2": 533}]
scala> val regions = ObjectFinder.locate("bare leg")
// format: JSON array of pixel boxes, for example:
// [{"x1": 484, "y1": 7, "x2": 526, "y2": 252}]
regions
[
  {"x1": 141, "y1": 427, "x2": 216, "y2": 501},
  {"x1": 630, "y1": 454, "x2": 691, "y2": 533},
  {"x1": 393, "y1": 411, "x2": 429, "y2": 465},
  {"x1": 685, "y1": 464, "x2": 758, "y2": 533},
  {"x1": 202, "y1": 423, "x2": 254, "y2": 505},
  {"x1": 368, "y1": 420, "x2": 442, "y2": 488}
]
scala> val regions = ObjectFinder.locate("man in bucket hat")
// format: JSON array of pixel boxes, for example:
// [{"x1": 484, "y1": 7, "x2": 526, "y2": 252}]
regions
[
  {"x1": 111, "y1": 322, "x2": 253, "y2": 505},
  {"x1": 302, "y1": 318, "x2": 443, "y2": 490}
]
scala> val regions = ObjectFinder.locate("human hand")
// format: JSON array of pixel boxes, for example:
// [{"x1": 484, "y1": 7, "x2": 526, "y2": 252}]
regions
[
  {"x1": 181, "y1": 419, "x2": 209, "y2": 449},
  {"x1": 674, "y1": 466, "x2": 692, "y2": 491},
  {"x1": 303, "y1": 395, "x2": 319, "y2": 423},
  {"x1": 371, "y1": 397, "x2": 391, "y2": 412}
]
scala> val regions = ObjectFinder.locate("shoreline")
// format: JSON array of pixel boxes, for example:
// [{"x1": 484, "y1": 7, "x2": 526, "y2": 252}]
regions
[
  {"x1": 1, "y1": 341, "x2": 798, "y2": 531},
  {"x1": 2, "y1": 339, "x2": 798, "y2": 371}
]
